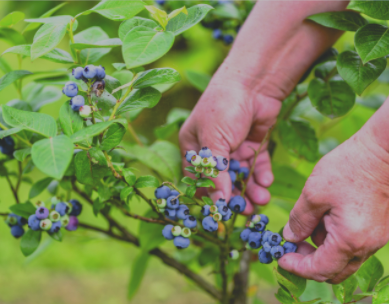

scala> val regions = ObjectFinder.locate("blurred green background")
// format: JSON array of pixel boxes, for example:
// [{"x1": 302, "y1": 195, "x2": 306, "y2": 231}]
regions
[{"x1": 1, "y1": 1, "x2": 389, "y2": 303}]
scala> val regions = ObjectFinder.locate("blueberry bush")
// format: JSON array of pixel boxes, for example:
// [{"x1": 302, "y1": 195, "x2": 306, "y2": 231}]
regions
[{"x1": 2, "y1": 1, "x2": 389, "y2": 304}]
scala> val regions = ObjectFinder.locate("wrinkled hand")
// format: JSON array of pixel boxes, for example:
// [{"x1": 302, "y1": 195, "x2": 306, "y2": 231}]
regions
[
  {"x1": 279, "y1": 126, "x2": 389, "y2": 283},
  {"x1": 179, "y1": 65, "x2": 282, "y2": 213}
]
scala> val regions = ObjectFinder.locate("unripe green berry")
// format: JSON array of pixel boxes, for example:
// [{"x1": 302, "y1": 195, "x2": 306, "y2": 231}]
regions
[
  {"x1": 203, "y1": 167, "x2": 213, "y2": 177},
  {"x1": 49, "y1": 211, "x2": 61, "y2": 222},
  {"x1": 79, "y1": 105, "x2": 92, "y2": 117},
  {"x1": 159, "y1": 208, "x2": 166, "y2": 213},
  {"x1": 157, "y1": 198, "x2": 167, "y2": 208},
  {"x1": 191, "y1": 155, "x2": 202, "y2": 166},
  {"x1": 51, "y1": 197, "x2": 61, "y2": 206},
  {"x1": 211, "y1": 169, "x2": 219, "y2": 178},
  {"x1": 209, "y1": 157, "x2": 217, "y2": 168},
  {"x1": 40, "y1": 219, "x2": 52, "y2": 231},
  {"x1": 34, "y1": 200, "x2": 45, "y2": 208},
  {"x1": 251, "y1": 215, "x2": 261, "y2": 224},
  {"x1": 181, "y1": 227, "x2": 191, "y2": 238},
  {"x1": 246, "y1": 221, "x2": 254, "y2": 229},
  {"x1": 201, "y1": 157, "x2": 211, "y2": 167},
  {"x1": 61, "y1": 215, "x2": 70, "y2": 227},
  {"x1": 7, "y1": 215, "x2": 17, "y2": 226},
  {"x1": 213, "y1": 213, "x2": 222, "y2": 222},
  {"x1": 229, "y1": 249, "x2": 239, "y2": 260},
  {"x1": 195, "y1": 166, "x2": 204, "y2": 173},
  {"x1": 210, "y1": 205, "x2": 218, "y2": 214},
  {"x1": 171, "y1": 225, "x2": 182, "y2": 237}
]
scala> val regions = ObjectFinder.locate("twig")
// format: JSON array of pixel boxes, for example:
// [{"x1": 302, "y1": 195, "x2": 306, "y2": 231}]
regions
[
  {"x1": 5, "y1": 175, "x2": 19, "y2": 204},
  {"x1": 0, "y1": 212, "x2": 9, "y2": 216},
  {"x1": 15, "y1": 162, "x2": 23, "y2": 192}
]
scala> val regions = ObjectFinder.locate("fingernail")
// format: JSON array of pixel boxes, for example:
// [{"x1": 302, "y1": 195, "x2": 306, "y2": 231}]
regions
[
  {"x1": 283, "y1": 222, "x2": 297, "y2": 242},
  {"x1": 261, "y1": 171, "x2": 273, "y2": 187},
  {"x1": 209, "y1": 191, "x2": 224, "y2": 202}
]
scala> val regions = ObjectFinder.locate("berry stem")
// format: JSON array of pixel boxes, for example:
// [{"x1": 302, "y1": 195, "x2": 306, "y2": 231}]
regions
[{"x1": 68, "y1": 18, "x2": 81, "y2": 64}]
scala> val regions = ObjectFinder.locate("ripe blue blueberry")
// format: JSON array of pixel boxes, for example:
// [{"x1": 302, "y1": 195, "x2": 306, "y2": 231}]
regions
[
  {"x1": 156, "y1": 0, "x2": 165, "y2": 5},
  {"x1": 228, "y1": 170, "x2": 236, "y2": 183},
  {"x1": 263, "y1": 242, "x2": 271, "y2": 253},
  {"x1": 0, "y1": 135, "x2": 15, "y2": 156},
  {"x1": 199, "y1": 147, "x2": 212, "y2": 158},
  {"x1": 174, "y1": 236, "x2": 190, "y2": 249},
  {"x1": 228, "y1": 196, "x2": 246, "y2": 213},
  {"x1": 202, "y1": 216, "x2": 218, "y2": 232},
  {"x1": 259, "y1": 214, "x2": 269, "y2": 225},
  {"x1": 83, "y1": 65, "x2": 97, "y2": 79},
  {"x1": 16, "y1": 215, "x2": 27, "y2": 226},
  {"x1": 229, "y1": 159, "x2": 240, "y2": 171},
  {"x1": 55, "y1": 202, "x2": 69, "y2": 216},
  {"x1": 269, "y1": 233, "x2": 282, "y2": 246},
  {"x1": 215, "y1": 156, "x2": 228, "y2": 171},
  {"x1": 164, "y1": 209, "x2": 177, "y2": 220},
  {"x1": 36, "y1": 207, "x2": 49, "y2": 220},
  {"x1": 213, "y1": 29, "x2": 223, "y2": 40},
  {"x1": 183, "y1": 215, "x2": 197, "y2": 229},
  {"x1": 62, "y1": 81, "x2": 78, "y2": 97},
  {"x1": 177, "y1": 205, "x2": 190, "y2": 220},
  {"x1": 69, "y1": 199, "x2": 83, "y2": 216},
  {"x1": 185, "y1": 150, "x2": 197, "y2": 163},
  {"x1": 49, "y1": 221, "x2": 62, "y2": 234},
  {"x1": 0, "y1": 143, "x2": 15, "y2": 156},
  {"x1": 262, "y1": 231, "x2": 272, "y2": 243},
  {"x1": 155, "y1": 185, "x2": 171, "y2": 199},
  {"x1": 248, "y1": 232, "x2": 262, "y2": 249},
  {"x1": 258, "y1": 248, "x2": 273, "y2": 264},
  {"x1": 66, "y1": 216, "x2": 78, "y2": 231},
  {"x1": 238, "y1": 167, "x2": 250, "y2": 179},
  {"x1": 223, "y1": 34, "x2": 234, "y2": 45},
  {"x1": 95, "y1": 65, "x2": 106, "y2": 79},
  {"x1": 70, "y1": 95, "x2": 85, "y2": 111},
  {"x1": 218, "y1": 204, "x2": 229, "y2": 216},
  {"x1": 215, "y1": 198, "x2": 227, "y2": 208},
  {"x1": 270, "y1": 245, "x2": 285, "y2": 259},
  {"x1": 11, "y1": 225, "x2": 24, "y2": 238},
  {"x1": 166, "y1": 196, "x2": 180, "y2": 209},
  {"x1": 28, "y1": 214, "x2": 41, "y2": 231},
  {"x1": 170, "y1": 190, "x2": 179, "y2": 197},
  {"x1": 283, "y1": 242, "x2": 297, "y2": 254},
  {"x1": 253, "y1": 221, "x2": 266, "y2": 232},
  {"x1": 222, "y1": 209, "x2": 232, "y2": 221},
  {"x1": 201, "y1": 205, "x2": 211, "y2": 216},
  {"x1": 162, "y1": 224, "x2": 174, "y2": 240},
  {"x1": 72, "y1": 67, "x2": 84, "y2": 80},
  {"x1": 240, "y1": 228, "x2": 251, "y2": 242}
]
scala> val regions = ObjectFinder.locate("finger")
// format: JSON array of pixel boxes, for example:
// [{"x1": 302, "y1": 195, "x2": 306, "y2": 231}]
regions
[
  {"x1": 327, "y1": 259, "x2": 363, "y2": 284},
  {"x1": 295, "y1": 241, "x2": 316, "y2": 256},
  {"x1": 311, "y1": 219, "x2": 327, "y2": 247},
  {"x1": 251, "y1": 150, "x2": 274, "y2": 188},
  {"x1": 208, "y1": 171, "x2": 233, "y2": 203},
  {"x1": 241, "y1": 195, "x2": 254, "y2": 215},
  {"x1": 179, "y1": 123, "x2": 200, "y2": 179},
  {"x1": 245, "y1": 178, "x2": 271, "y2": 205}
]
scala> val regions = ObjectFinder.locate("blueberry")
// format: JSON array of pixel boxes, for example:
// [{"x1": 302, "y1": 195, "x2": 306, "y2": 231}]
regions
[
  {"x1": 0, "y1": 144, "x2": 14, "y2": 156},
  {"x1": 222, "y1": 209, "x2": 232, "y2": 221},
  {"x1": 157, "y1": 198, "x2": 167, "y2": 209},
  {"x1": 262, "y1": 231, "x2": 272, "y2": 243},
  {"x1": 199, "y1": 147, "x2": 212, "y2": 158},
  {"x1": 83, "y1": 65, "x2": 97, "y2": 79},
  {"x1": 70, "y1": 95, "x2": 85, "y2": 111},
  {"x1": 183, "y1": 215, "x2": 197, "y2": 228},
  {"x1": 269, "y1": 233, "x2": 282, "y2": 246},
  {"x1": 16, "y1": 215, "x2": 27, "y2": 226},
  {"x1": 164, "y1": 209, "x2": 177, "y2": 221},
  {"x1": 238, "y1": 167, "x2": 250, "y2": 179},
  {"x1": 166, "y1": 196, "x2": 180, "y2": 210},
  {"x1": 11, "y1": 225, "x2": 24, "y2": 238},
  {"x1": 155, "y1": 185, "x2": 171, "y2": 199},
  {"x1": 258, "y1": 248, "x2": 273, "y2": 264},
  {"x1": 228, "y1": 170, "x2": 236, "y2": 183},
  {"x1": 283, "y1": 242, "x2": 297, "y2": 254},
  {"x1": 191, "y1": 155, "x2": 202, "y2": 166},
  {"x1": 201, "y1": 205, "x2": 211, "y2": 216},
  {"x1": 36, "y1": 207, "x2": 49, "y2": 220},
  {"x1": 72, "y1": 67, "x2": 84, "y2": 80},
  {"x1": 218, "y1": 205, "x2": 229, "y2": 216},
  {"x1": 79, "y1": 105, "x2": 92, "y2": 117},
  {"x1": 229, "y1": 159, "x2": 240, "y2": 171},
  {"x1": 240, "y1": 228, "x2": 251, "y2": 242},
  {"x1": 228, "y1": 196, "x2": 246, "y2": 213},
  {"x1": 181, "y1": 227, "x2": 192, "y2": 238},
  {"x1": 49, "y1": 221, "x2": 62, "y2": 233},
  {"x1": 185, "y1": 150, "x2": 197, "y2": 163},
  {"x1": 253, "y1": 221, "x2": 266, "y2": 232},
  {"x1": 55, "y1": 202, "x2": 69, "y2": 216},
  {"x1": 248, "y1": 232, "x2": 262, "y2": 249},
  {"x1": 251, "y1": 215, "x2": 261, "y2": 224},
  {"x1": 28, "y1": 214, "x2": 41, "y2": 231},
  {"x1": 162, "y1": 224, "x2": 174, "y2": 240},
  {"x1": 215, "y1": 198, "x2": 227, "y2": 208},
  {"x1": 0, "y1": 135, "x2": 15, "y2": 156},
  {"x1": 155, "y1": 0, "x2": 165, "y2": 5},
  {"x1": 223, "y1": 34, "x2": 234, "y2": 45},
  {"x1": 61, "y1": 215, "x2": 70, "y2": 227},
  {"x1": 202, "y1": 216, "x2": 218, "y2": 232},
  {"x1": 177, "y1": 205, "x2": 190, "y2": 220},
  {"x1": 263, "y1": 242, "x2": 271, "y2": 253},
  {"x1": 95, "y1": 65, "x2": 106, "y2": 79},
  {"x1": 213, "y1": 29, "x2": 223, "y2": 40},
  {"x1": 171, "y1": 225, "x2": 182, "y2": 237},
  {"x1": 49, "y1": 211, "x2": 61, "y2": 222},
  {"x1": 259, "y1": 214, "x2": 269, "y2": 225},
  {"x1": 40, "y1": 219, "x2": 52, "y2": 231},
  {"x1": 229, "y1": 249, "x2": 239, "y2": 260},
  {"x1": 174, "y1": 236, "x2": 190, "y2": 249},
  {"x1": 215, "y1": 156, "x2": 228, "y2": 171},
  {"x1": 170, "y1": 190, "x2": 180, "y2": 197},
  {"x1": 271, "y1": 245, "x2": 285, "y2": 259},
  {"x1": 62, "y1": 81, "x2": 78, "y2": 97},
  {"x1": 6, "y1": 214, "x2": 18, "y2": 226},
  {"x1": 69, "y1": 199, "x2": 83, "y2": 216},
  {"x1": 66, "y1": 216, "x2": 78, "y2": 231}
]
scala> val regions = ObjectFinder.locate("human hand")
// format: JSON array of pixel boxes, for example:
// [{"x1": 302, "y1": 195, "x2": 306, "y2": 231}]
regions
[{"x1": 279, "y1": 124, "x2": 389, "y2": 283}]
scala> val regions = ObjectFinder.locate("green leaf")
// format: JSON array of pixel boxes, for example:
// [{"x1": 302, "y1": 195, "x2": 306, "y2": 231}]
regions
[
  {"x1": 374, "y1": 285, "x2": 389, "y2": 304},
  {"x1": 133, "y1": 68, "x2": 180, "y2": 89},
  {"x1": 9, "y1": 202, "x2": 36, "y2": 219},
  {"x1": 2, "y1": 105, "x2": 57, "y2": 138},
  {"x1": 278, "y1": 120, "x2": 318, "y2": 162},
  {"x1": 377, "y1": 275, "x2": 389, "y2": 292},
  {"x1": 112, "y1": 63, "x2": 127, "y2": 71},
  {"x1": 347, "y1": 1, "x2": 389, "y2": 20},
  {"x1": 314, "y1": 61, "x2": 337, "y2": 80},
  {"x1": 181, "y1": 176, "x2": 195, "y2": 185},
  {"x1": 274, "y1": 288, "x2": 294, "y2": 304},
  {"x1": 135, "y1": 175, "x2": 159, "y2": 188},
  {"x1": 166, "y1": 4, "x2": 213, "y2": 35},
  {"x1": 154, "y1": 108, "x2": 190, "y2": 139},
  {"x1": 75, "y1": 151, "x2": 110, "y2": 185},
  {"x1": 202, "y1": 196, "x2": 214, "y2": 206},
  {"x1": 31, "y1": 22, "x2": 68, "y2": 60},
  {"x1": 117, "y1": 87, "x2": 162, "y2": 115},
  {"x1": 70, "y1": 38, "x2": 122, "y2": 50},
  {"x1": 196, "y1": 178, "x2": 215, "y2": 188},
  {"x1": 89, "y1": 147, "x2": 108, "y2": 167},
  {"x1": 356, "y1": 255, "x2": 384, "y2": 292},
  {"x1": 29, "y1": 177, "x2": 53, "y2": 199},
  {"x1": 26, "y1": 84, "x2": 62, "y2": 111},
  {"x1": 122, "y1": 26, "x2": 175, "y2": 69},
  {"x1": 0, "y1": 28, "x2": 26, "y2": 46},
  {"x1": 138, "y1": 210, "x2": 165, "y2": 251},
  {"x1": 70, "y1": 121, "x2": 116, "y2": 143},
  {"x1": 20, "y1": 230, "x2": 42, "y2": 257},
  {"x1": 275, "y1": 266, "x2": 307, "y2": 297},
  {"x1": 98, "y1": 185, "x2": 112, "y2": 203},
  {"x1": 186, "y1": 185, "x2": 197, "y2": 198},
  {"x1": 337, "y1": 50, "x2": 386, "y2": 95},
  {"x1": 100, "y1": 123, "x2": 126, "y2": 151},
  {"x1": 119, "y1": 17, "x2": 158, "y2": 40},
  {"x1": 184, "y1": 166, "x2": 196, "y2": 174},
  {"x1": 13, "y1": 147, "x2": 31, "y2": 162},
  {"x1": 59, "y1": 102, "x2": 84, "y2": 137},
  {"x1": 144, "y1": 6, "x2": 168, "y2": 29},
  {"x1": 0, "y1": 11, "x2": 25, "y2": 27},
  {"x1": 79, "y1": 0, "x2": 145, "y2": 21},
  {"x1": 0, "y1": 70, "x2": 32, "y2": 92},
  {"x1": 24, "y1": 16, "x2": 73, "y2": 24},
  {"x1": 104, "y1": 75, "x2": 122, "y2": 100},
  {"x1": 2, "y1": 45, "x2": 74, "y2": 64},
  {"x1": 127, "y1": 251, "x2": 150, "y2": 300},
  {"x1": 332, "y1": 275, "x2": 358, "y2": 303},
  {"x1": 307, "y1": 11, "x2": 367, "y2": 31},
  {"x1": 353, "y1": 292, "x2": 377, "y2": 301},
  {"x1": 23, "y1": 3, "x2": 67, "y2": 33},
  {"x1": 123, "y1": 168, "x2": 136, "y2": 186},
  {"x1": 308, "y1": 78, "x2": 355, "y2": 118},
  {"x1": 168, "y1": 7, "x2": 188, "y2": 21},
  {"x1": 49, "y1": 230, "x2": 63, "y2": 242},
  {"x1": 355, "y1": 24, "x2": 389, "y2": 64},
  {"x1": 185, "y1": 70, "x2": 211, "y2": 92},
  {"x1": 31, "y1": 135, "x2": 74, "y2": 180},
  {"x1": 213, "y1": 3, "x2": 240, "y2": 19},
  {"x1": 0, "y1": 127, "x2": 22, "y2": 139},
  {"x1": 120, "y1": 186, "x2": 134, "y2": 201}
]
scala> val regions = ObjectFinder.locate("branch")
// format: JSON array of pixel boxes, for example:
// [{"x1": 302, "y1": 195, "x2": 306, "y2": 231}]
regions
[
  {"x1": 5, "y1": 174, "x2": 19, "y2": 204},
  {"x1": 229, "y1": 250, "x2": 251, "y2": 304}
]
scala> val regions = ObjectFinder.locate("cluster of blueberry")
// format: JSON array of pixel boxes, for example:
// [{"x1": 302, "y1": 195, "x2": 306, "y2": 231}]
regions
[
  {"x1": 0, "y1": 129, "x2": 15, "y2": 156},
  {"x1": 156, "y1": 185, "x2": 197, "y2": 249},
  {"x1": 27, "y1": 198, "x2": 82, "y2": 234},
  {"x1": 211, "y1": 28, "x2": 234, "y2": 45},
  {"x1": 228, "y1": 159, "x2": 249, "y2": 190},
  {"x1": 201, "y1": 198, "x2": 233, "y2": 232},
  {"x1": 62, "y1": 64, "x2": 106, "y2": 117},
  {"x1": 5, "y1": 213, "x2": 27, "y2": 238},
  {"x1": 238, "y1": 214, "x2": 297, "y2": 264},
  {"x1": 185, "y1": 147, "x2": 229, "y2": 177}
]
